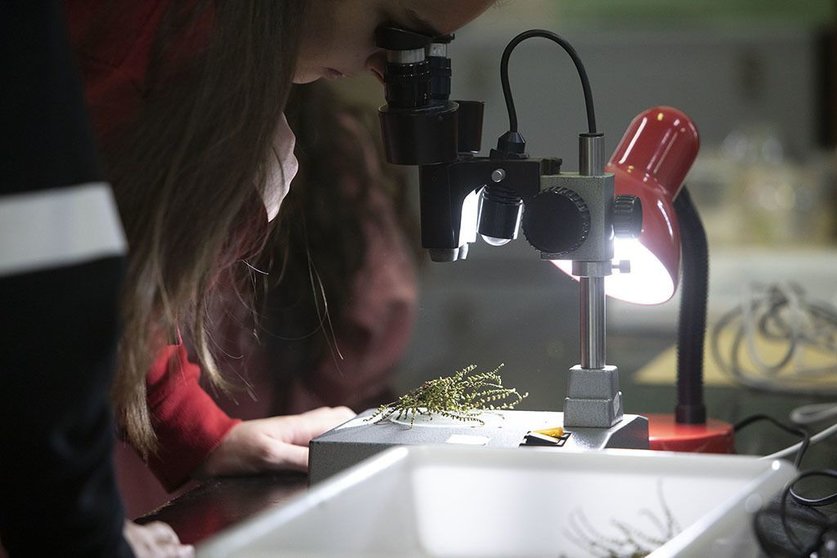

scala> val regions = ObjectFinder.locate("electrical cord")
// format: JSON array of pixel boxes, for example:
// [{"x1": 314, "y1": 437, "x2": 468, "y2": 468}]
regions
[
  {"x1": 717, "y1": 282, "x2": 837, "y2": 552},
  {"x1": 760, "y1": 420, "x2": 837, "y2": 463},
  {"x1": 737, "y1": 414, "x2": 837, "y2": 556},
  {"x1": 788, "y1": 470, "x2": 837, "y2": 508},
  {"x1": 736, "y1": 409, "x2": 837, "y2": 468},
  {"x1": 711, "y1": 281, "x2": 837, "y2": 397},
  {"x1": 734, "y1": 414, "x2": 810, "y2": 468},
  {"x1": 499, "y1": 29, "x2": 597, "y2": 135},
  {"x1": 754, "y1": 469, "x2": 837, "y2": 557}
]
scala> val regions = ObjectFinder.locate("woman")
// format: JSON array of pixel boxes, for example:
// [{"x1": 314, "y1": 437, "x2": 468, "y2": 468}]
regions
[
  {"x1": 68, "y1": 0, "x2": 494, "y2": 522},
  {"x1": 114, "y1": 79, "x2": 422, "y2": 517},
  {"x1": 208, "y1": 81, "x2": 421, "y2": 420}
]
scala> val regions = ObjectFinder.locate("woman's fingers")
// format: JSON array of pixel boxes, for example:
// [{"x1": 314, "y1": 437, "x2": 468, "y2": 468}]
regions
[
  {"x1": 123, "y1": 520, "x2": 194, "y2": 558},
  {"x1": 198, "y1": 406, "x2": 356, "y2": 477},
  {"x1": 281, "y1": 406, "x2": 356, "y2": 443},
  {"x1": 142, "y1": 521, "x2": 179, "y2": 543}
]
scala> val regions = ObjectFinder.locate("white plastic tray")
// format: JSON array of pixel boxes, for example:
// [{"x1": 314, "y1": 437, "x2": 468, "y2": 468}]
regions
[{"x1": 197, "y1": 445, "x2": 796, "y2": 557}]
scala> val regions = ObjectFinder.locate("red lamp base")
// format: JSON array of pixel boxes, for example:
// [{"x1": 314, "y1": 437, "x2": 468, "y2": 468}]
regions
[{"x1": 645, "y1": 413, "x2": 735, "y2": 453}]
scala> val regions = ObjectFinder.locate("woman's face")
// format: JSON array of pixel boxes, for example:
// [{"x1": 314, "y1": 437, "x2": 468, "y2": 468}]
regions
[
  {"x1": 263, "y1": 113, "x2": 298, "y2": 222},
  {"x1": 294, "y1": 0, "x2": 494, "y2": 83},
  {"x1": 266, "y1": 1, "x2": 491, "y2": 221}
]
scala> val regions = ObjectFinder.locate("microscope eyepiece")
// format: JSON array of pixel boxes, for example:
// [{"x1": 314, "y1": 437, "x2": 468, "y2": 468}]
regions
[
  {"x1": 428, "y1": 34, "x2": 453, "y2": 101},
  {"x1": 376, "y1": 26, "x2": 459, "y2": 165},
  {"x1": 374, "y1": 26, "x2": 432, "y2": 110},
  {"x1": 383, "y1": 57, "x2": 431, "y2": 109}
]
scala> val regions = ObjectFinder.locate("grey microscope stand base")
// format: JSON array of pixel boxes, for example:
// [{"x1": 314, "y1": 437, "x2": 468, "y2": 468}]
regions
[{"x1": 309, "y1": 409, "x2": 649, "y2": 484}]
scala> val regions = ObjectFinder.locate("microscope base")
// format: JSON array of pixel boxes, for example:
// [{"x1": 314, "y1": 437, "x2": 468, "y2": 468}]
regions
[{"x1": 309, "y1": 409, "x2": 648, "y2": 484}]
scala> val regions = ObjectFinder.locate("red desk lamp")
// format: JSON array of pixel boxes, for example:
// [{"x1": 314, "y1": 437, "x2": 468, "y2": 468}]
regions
[{"x1": 607, "y1": 106, "x2": 734, "y2": 453}]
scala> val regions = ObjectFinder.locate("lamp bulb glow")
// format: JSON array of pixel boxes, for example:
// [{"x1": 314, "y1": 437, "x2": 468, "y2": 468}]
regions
[{"x1": 551, "y1": 238, "x2": 675, "y2": 305}]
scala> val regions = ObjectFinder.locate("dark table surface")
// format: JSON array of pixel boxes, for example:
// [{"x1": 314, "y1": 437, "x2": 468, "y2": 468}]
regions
[
  {"x1": 141, "y1": 330, "x2": 837, "y2": 552},
  {"x1": 140, "y1": 472, "x2": 309, "y2": 545}
]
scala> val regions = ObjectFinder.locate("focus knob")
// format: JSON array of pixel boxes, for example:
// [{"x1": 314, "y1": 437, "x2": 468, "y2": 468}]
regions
[
  {"x1": 612, "y1": 194, "x2": 643, "y2": 239},
  {"x1": 522, "y1": 187, "x2": 590, "y2": 255}
]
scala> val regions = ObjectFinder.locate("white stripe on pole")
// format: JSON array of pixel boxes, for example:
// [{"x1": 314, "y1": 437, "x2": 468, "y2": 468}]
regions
[{"x1": 0, "y1": 182, "x2": 127, "y2": 277}]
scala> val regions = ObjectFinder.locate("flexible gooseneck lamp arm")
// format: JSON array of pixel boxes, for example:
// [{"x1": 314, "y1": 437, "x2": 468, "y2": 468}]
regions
[{"x1": 675, "y1": 187, "x2": 709, "y2": 425}]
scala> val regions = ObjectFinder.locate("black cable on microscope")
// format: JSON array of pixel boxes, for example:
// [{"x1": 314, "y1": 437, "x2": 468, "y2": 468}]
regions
[{"x1": 499, "y1": 29, "x2": 597, "y2": 135}]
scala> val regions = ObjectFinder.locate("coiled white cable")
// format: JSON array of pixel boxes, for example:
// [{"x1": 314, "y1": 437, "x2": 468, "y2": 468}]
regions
[
  {"x1": 711, "y1": 282, "x2": 837, "y2": 396},
  {"x1": 790, "y1": 402, "x2": 837, "y2": 425}
]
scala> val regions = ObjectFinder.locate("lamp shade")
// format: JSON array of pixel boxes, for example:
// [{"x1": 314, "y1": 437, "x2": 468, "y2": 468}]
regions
[{"x1": 604, "y1": 106, "x2": 700, "y2": 304}]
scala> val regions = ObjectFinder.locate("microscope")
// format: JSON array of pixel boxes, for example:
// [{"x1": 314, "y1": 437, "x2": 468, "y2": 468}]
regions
[{"x1": 309, "y1": 28, "x2": 654, "y2": 483}]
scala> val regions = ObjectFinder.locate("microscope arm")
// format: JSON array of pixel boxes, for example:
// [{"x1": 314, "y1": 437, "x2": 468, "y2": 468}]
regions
[{"x1": 417, "y1": 158, "x2": 541, "y2": 262}]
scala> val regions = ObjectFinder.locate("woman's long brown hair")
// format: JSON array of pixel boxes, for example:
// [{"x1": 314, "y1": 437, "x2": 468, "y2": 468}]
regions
[
  {"x1": 256, "y1": 82, "x2": 418, "y2": 412},
  {"x1": 97, "y1": 1, "x2": 306, "y2": 454}
]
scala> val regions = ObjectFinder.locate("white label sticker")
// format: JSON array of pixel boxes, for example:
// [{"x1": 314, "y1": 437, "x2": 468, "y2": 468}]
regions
[{"x1": 445, "y1": 434, "x2": 490, "y2": 446}]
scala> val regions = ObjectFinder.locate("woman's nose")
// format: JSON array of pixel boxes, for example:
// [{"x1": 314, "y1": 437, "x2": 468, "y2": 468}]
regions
[{"x1": 365, "y1": 50, "x2": 387, "y2": 84}]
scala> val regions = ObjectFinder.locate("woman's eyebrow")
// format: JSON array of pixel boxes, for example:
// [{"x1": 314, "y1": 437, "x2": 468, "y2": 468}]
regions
[{"x1": 405, "y1": 9, "x2": 442, "y2": 37}]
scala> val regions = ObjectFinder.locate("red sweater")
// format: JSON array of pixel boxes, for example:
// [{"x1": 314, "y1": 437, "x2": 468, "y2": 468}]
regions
[
  {"x1": 66, "y1": 0, "x2": 240, "y2": 490},
  {"x1": 144, "y1": 343, "x2": 239, "y2": 490},
  {"x1": 66, "y1": 0, "x2": 168, "y2": 137}
]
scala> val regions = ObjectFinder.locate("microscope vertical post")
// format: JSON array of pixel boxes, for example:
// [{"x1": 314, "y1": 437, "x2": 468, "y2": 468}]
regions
[
  {"x1": 579, "y1": 132, "x2": 607, "y2": 371},
  {"x1": 563, "y1": 133, "x2": 625, "y2": 429},
  {"x1": 580, "y1": 276, "x2": 606, "y2": 370}
]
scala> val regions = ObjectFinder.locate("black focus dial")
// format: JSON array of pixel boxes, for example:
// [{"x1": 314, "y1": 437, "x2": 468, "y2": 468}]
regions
[
  {"x1": 522, "y1": 187, "x2": 590, "y2": 255},
  {"x1": 612, "y1": 194, "x2": 643, "y2": 239}
]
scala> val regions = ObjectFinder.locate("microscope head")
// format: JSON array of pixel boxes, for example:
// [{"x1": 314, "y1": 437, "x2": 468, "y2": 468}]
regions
[
  {"x1": 379, "y1": 26, "x2": 521, "y2": 262},
  {"x1": 376, "y1": 27, "x2": 483, "y2": 167},
  {"x1": 376, "y1": 28, "x2": 643, "y2": 267}
]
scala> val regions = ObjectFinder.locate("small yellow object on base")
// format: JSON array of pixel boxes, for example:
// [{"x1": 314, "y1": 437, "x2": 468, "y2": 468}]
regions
[
  {"x1": 532, "y1": 426, "x2": 564, "y2": 438},
  {"x1": 521, "y1": 425, "x2": 568, "y2": 447}
]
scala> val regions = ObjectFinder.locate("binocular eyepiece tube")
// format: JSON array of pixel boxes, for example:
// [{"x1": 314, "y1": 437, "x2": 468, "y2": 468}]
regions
[{"x1": 376, "y1": 27, "x2": 482, "y2": 166}]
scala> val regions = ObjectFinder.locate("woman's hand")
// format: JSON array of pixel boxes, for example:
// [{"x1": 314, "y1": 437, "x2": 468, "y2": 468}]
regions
[
  {"x1": 197, "y1": 406, "x2": 355, "y2": 477},
  {"x1": 123, "y1": 520, "x2": 194, "y2": 558}
]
